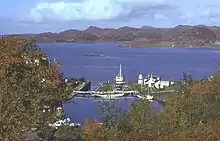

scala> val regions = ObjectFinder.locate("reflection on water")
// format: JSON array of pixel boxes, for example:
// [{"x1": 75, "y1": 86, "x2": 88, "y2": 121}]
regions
[
  {"x1": 63, "y1": 97, "x2": 163, "y2": 124},
  {"x1": 104, "y1": 56, "x2": 127, "y2": 60}
]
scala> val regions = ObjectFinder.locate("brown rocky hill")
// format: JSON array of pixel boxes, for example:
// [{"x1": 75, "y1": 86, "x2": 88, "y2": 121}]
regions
[
  {"x1": 6, "y1": 25, "x2": 220, "y2": 47},
  {"x1": 171, "y1": 27, "x2": 217, "y2": 47}
]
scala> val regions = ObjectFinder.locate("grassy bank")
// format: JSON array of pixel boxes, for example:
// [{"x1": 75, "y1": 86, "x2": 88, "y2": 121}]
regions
[{"x1": 122, "y1": 41, "x2": 174, "y2": 48}]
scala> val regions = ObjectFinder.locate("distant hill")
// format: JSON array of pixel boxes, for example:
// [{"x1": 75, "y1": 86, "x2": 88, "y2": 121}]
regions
[
  {"x1": 171, "y1": 27, "x2": 216, "y2": 47},
  {"x1": 6, "y1": 25, "x2": 220, "y2": 47}
]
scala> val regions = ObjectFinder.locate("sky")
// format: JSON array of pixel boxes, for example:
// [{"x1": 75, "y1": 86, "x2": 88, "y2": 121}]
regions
[{"x1": 1, "y1": 0, "x2": 220, "y2": 34}]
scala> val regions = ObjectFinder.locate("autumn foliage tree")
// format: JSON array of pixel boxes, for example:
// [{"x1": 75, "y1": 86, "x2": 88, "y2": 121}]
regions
[
  {"x1": 82, "y1": 120, "x2": 104, "y2": 141},
  {"x1": 97, "y1": 74, "x2": 220, "y2": 141},
  {"x1": 162, "y1": 77, "x2": 220, "y2": 140},
  {"x1": 0, "y1": 37, "x2": 71, "y2": 140}
]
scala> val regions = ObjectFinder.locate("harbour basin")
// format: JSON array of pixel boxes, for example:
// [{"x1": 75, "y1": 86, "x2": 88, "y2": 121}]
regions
[{"x1": 38, "y1": 43, "x2": 220, "y2": 124}]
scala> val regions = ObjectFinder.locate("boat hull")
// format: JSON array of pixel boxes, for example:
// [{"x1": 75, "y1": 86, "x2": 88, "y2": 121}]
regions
[
  {"x1": 136, "y1": 94, "x2": 154, "y2": 100},
  {"x1": 92, "y1": 93, "x2": 125, "y2": 99}
]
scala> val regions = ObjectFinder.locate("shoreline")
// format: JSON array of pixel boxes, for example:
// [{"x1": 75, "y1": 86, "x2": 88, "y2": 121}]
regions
[{"x1": 37, "y1": 41, "x2": 220, "y2": 49}]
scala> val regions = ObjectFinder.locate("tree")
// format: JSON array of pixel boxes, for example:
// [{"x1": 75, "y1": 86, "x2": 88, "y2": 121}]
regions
[
  {"x1": 78, "y1": 77, "x2": 86, "y2": 83},
  {"x1": 163, "y1": 79, "x2": 220, "y2": 140},
  {"x1": 189, "y1": 81, "x2": 217, "y2": 96},
  {"x1": 127, "y1": 100, "x2": 160, "y2": 141},
  {"x1": 99, "y1": 100, "x2": 164, "y2": 141},
  {"x1": 82, "y1": 120, "x2": 103, "y2": 141},
  {"x1": 54, "y1": 126, "x2": 82, "y2": 141},
  {"x1": 96, "y1": 72, "x2": 220, "y2": 141},
  {"x1": 0, "y1": 37, "x2": 71, "y2": 140}
]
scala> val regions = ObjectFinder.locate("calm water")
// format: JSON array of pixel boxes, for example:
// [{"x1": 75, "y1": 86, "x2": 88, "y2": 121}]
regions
[{"x1": 38, "y1": 43, "x2": 220, "y2": 124}]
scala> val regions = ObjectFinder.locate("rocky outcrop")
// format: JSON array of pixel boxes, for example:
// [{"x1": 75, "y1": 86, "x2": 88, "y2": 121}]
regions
[{"x1": 171, "y1": 27, "x2": 216, "y2": 47}]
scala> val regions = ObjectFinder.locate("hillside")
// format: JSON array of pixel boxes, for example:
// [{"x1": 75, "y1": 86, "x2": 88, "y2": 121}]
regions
[
  {"x1": 171, "y1": 27, "x2": 216, "y2": 47},
  {"x1": 7, "y1": 25, "x2": 220, "y2": 47}
]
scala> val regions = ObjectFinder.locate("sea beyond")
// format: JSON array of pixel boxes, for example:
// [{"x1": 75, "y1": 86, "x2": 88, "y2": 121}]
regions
[{"x1": 38, "y1": 43, "x2": 220, "y2": 124}]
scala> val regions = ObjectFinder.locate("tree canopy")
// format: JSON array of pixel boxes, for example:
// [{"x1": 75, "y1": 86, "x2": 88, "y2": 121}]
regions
[
  {"x1": 0, "y1": 37, "x2": 71, "y2": 140},
  {"x1": 2, "y1": 36, "x2": 220, "y2": 141},
  {"x1": 81, "y1": 73, "x2": 220, "y2": 141}
]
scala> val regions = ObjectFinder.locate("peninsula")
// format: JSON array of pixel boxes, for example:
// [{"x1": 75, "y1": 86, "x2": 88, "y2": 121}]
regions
[{"x1": 7, "y1": 25, "x2": 220, "y2": 48}]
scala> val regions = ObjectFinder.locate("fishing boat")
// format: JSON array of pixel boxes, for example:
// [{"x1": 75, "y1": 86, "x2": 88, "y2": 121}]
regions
[{"x1": 86, "y1": 53, "x2": 104, "y2": 57}]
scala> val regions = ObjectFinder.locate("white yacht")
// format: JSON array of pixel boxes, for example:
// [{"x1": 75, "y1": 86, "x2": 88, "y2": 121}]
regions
[
  {"x1": 136, "y1": 94, "x2": 154, "y2": 101},
  {"x1": 48, "y1": 118, "x2": 81, "y2": 129},
  {"x1": 92, "y1": 91, "x2": 125, "y2": 99}
]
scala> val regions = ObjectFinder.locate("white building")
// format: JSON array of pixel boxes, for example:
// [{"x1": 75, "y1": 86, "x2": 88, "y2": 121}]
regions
[
  {"x1": 144, "y1": 74, "x2": 158, "y2": 87},
  {"x1": 137, "y1": 74, "x2": 143, "y2": 84},
  {"x1": 115, "y1": 64, "x2": 125, "y2": 85},
  {"x1": 155, "y1": 80, "x2": 170, "y2": 89},
  {"x1": 143, "y1": 74, "x2": 174, "y2": 89}
]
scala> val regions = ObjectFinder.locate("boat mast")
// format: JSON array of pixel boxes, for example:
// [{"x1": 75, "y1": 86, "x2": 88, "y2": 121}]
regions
[
  {"x1": 147, "y1": 74, "x2": 150, "y2": 96},
  {"x1": 112, "y1": 73, "x2": 114, "y2": 91},
  {"x1": 119, "y1": 64, "x2": 122, "y2": 78},
  {"x1": 111, "y1": 72, "x2": 115, "y2": 100},
  {"x1": 159, "y1": 75, "x2": 161, "y2": 95},
  {"x1": 141, "y1": 79, "x2": 143, "y2": 93}
]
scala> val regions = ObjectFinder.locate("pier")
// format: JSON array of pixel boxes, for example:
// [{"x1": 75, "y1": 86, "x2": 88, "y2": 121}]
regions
[
  {"x1": 73, "y1": 82, "x2": 88, "y2": 91},
  {"x1": 68, "y1": 64, "x2": 176, "y2": 101},
  {"x1": 67, "y1": 81, "x2": 91, "y2": 99},
  {"x1": 72, "y1": 90, "x2": 138, "y2": 95}
]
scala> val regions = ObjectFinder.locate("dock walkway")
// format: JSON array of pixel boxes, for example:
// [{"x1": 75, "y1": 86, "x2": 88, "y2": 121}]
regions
[{"x1": 72, "y1": 90, "x2": 138, "y2": 95}]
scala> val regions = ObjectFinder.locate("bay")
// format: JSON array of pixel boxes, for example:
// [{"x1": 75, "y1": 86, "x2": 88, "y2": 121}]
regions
[{"x1": 38, "y1": 43, "x2": 220, "y2": 123}]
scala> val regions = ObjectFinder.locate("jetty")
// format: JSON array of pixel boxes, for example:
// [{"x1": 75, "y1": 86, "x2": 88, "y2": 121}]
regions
[
  {"x1": 68, "y1": 64, "x2": 176, "y2": 101},
  {"x1": 72, "y1": 90, "x2": 138, "y2": 95},
  {"x1": 74, "y1": 82, "x2": 88, "y2": 91},
  {"x1": 67, "y1": 81, "x2": 91, "y2": 99}
]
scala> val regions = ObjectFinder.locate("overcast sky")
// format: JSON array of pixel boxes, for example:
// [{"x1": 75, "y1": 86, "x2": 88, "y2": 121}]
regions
[{"x1": 1, "y1": 0, "x2": 220, "y2": 34}]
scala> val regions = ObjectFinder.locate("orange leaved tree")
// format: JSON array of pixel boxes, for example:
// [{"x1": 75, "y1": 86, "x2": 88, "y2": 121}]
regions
[{"x1": 0, "y1": 37, "x2": 71, "y2": 140}]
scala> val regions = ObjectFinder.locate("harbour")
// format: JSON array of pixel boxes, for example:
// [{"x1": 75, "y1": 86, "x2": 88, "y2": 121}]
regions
[
  {"x1": 3, "y1": 7, "x2": 220, "y2": 140},
  {"x1": 39, "y1": 43, "x2": 220, "y2": 124},
  {"x1": 70, "y1": 64, "x2": 176, "y2": 102}
]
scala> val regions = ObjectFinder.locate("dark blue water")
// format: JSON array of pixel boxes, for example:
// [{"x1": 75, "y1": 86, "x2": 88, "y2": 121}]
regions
[{"x1": 38, "y1": 43, "x2": 220, "y2": 124}]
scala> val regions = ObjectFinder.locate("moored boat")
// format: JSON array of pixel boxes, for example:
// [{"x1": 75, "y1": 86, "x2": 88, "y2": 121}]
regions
[
  {"x1": 86, "y1": 53, "x2": 104, "y2": 57},
  {"x1": 136, "y1": 94, "x2": 154, "y2": 100},
  {"x1": 92, "y1": 92, "x2": 125, "y2": 99}
]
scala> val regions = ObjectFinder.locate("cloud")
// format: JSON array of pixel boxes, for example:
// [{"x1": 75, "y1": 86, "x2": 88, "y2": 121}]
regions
[
  {"x1": 179, "y1": 4, "x2": 220, "y2": 25},
  {"x1": 24, "y1": 0, "x2": 168, "y2": 23},
  {"x1": 3, "y1": 0, "x2": 220, "y2": 34}
]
